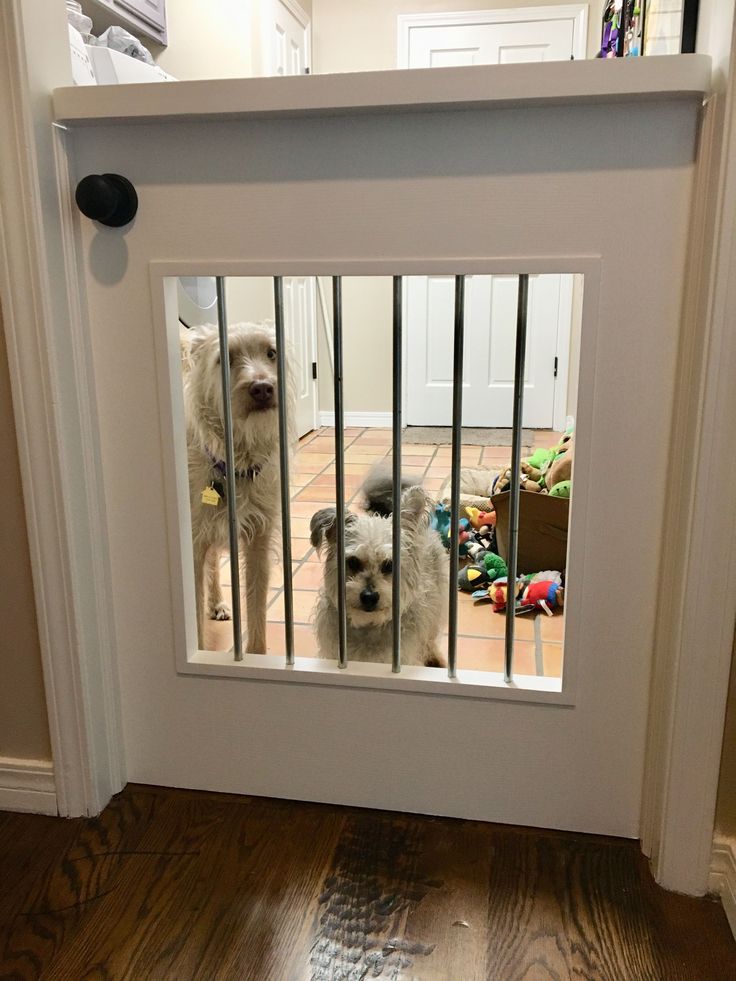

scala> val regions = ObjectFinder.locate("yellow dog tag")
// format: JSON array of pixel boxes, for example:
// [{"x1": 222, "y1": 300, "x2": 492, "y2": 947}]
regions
[{"x1": 201, "y1": 485, "x2": 221, "y2": 506}]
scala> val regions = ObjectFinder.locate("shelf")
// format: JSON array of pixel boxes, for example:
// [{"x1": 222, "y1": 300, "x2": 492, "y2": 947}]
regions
[{"x1": 53, "y1": 55, "x2": 710, "y2": 127}]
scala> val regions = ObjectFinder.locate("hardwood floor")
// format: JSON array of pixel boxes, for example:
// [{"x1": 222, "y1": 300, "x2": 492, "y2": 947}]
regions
[{"x1": 0, "y1": 786, "x2": 733, "y2": 980}]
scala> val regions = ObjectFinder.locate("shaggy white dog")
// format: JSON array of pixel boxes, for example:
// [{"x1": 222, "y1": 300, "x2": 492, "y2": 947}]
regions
[
  {"x1": 183, "y1": 321, "x2": 293, "y2": 653},
  {"x1": 310, "y1": 475, "x2": 448, "y2": 667}
]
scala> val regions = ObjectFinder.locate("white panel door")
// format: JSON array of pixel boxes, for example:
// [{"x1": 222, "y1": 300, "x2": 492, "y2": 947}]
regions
[
  {"x1": 283, "y1": 276, "x2": 317, "y2": 436},
  {"x1": 403, "y1": 7, "x2": 581, "y2": 428},
  {"x1": 407, "y1": 19, "x2": 576, "y2": 67},
  {"x1": 269, "y1": 0, "x2": 311, "y2": 77},
  {"x1": 406, "y1": 274, "x2": 569, "y2": 427}
]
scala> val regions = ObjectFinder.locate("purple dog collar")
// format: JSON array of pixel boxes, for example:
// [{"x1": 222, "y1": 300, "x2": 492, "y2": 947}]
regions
[{"x1": 204, "y1": 444, "x2": 261, "y2": 482}]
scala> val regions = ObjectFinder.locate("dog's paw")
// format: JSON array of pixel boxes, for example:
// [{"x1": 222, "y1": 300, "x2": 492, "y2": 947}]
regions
[{"x1": 210, "y1": 602, "x2": 231, "y2": 621}]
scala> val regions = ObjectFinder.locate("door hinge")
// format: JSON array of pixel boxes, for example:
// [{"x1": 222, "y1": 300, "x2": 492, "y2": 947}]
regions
[
  {"x1": 312, "y1": 362, "x2": 317, "y2": 379},
  {"x1": 554, "y1": 356, "x2": 558, "y2": 378}
]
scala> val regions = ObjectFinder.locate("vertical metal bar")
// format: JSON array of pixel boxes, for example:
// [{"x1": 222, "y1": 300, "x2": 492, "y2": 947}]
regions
[
  {"x1": 273, "y1": 277, "x2": 294, "y2": 666},
  {"x1": 447, "y1": 275, "x2": 465, "y2": 680},
  {"x1": 504, "y1": 273, "x2": 530, "y2": 684},
  {"x1": 332, "y1": 277, "x2": 348, "y2": 668},
  {"x1": 215, "y1": 277, "x2": 243, "y2": 661},
  {"x1": 391, "y1": 276, "x2": 403, "y2": 674}
]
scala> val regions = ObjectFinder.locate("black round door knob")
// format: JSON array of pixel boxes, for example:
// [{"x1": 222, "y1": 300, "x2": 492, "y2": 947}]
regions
[{"x1": 75, "y1": 173, "x2": 138, "y2": 227}]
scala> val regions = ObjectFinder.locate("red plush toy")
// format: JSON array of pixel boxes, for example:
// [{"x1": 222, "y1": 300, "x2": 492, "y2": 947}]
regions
[{"x1": 519, "y1": 572, "x2": 564, "y2": 616}]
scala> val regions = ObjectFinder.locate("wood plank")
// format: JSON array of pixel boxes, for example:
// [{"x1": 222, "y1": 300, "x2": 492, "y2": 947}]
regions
[
  {"x1": 0, "y1": 788, "x2": 157, "y2": 979},
  {"x1": 0, "y1": 812, "x2": 80, "y2": 917},
  {"x1": 1, "y1": 787, "x2": 734, "y2": 980},
  {"x1": 309, "y1": 810, "x2": 494, "y2": 980},
  {"x1": 43, "y1": 793, "x2": 345, "y2": 980}
]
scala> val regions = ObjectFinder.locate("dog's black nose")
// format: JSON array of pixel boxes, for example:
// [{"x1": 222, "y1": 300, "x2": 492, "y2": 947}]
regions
[
  {"x1": 359, "y1": 588, "x2": 379, "y2": 611},
  {"x1": 250, "y1": 380, "x2": 274, "y2": 404}
]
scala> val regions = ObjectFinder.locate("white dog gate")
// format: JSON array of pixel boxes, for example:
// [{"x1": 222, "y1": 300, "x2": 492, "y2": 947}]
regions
[{"x1": 53, "y1": 60, "x2": 707, "y2": 837}]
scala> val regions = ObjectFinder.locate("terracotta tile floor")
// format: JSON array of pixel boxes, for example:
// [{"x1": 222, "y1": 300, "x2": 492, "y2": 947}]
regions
[{"x1": 204, "y1": 427, "x2": 565, "y2": 678}]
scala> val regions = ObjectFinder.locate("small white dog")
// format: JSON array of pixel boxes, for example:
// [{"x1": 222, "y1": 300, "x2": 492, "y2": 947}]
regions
[
  {"x1": 309, "y1": 470, "x2": 448, "y2": 667},
  {"x1": 183, "y1": 321, "x2": 293, "y2": 653}
]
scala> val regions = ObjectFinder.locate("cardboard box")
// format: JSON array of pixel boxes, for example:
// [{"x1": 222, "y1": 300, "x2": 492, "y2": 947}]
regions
[{"x1": 491, "y1": 490, "x2": 569, "y2": 574}]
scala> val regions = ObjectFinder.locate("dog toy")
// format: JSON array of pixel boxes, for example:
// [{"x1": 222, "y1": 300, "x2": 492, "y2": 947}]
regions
[
  {"x1": 548, "y1": 480, "x2": 571, "y2": 499},
  {"x1": 432, "y1": 502, "x2": 451, "y2": 542},
  {"x1": 465, "y1": 506, "x2": 496, "y2": 532},
  {"x1": 473, "y1": 570, "x2": 564, "y2": 616},
  {"x1": 484, "y1": 575, "x2": 529, "y2": 613},
  {"x1": 519, "y1": 571, "x2": 564, "y2": 615},
  {"x1": 458, "y1": 552, "x2": 508, "y2": 592}
]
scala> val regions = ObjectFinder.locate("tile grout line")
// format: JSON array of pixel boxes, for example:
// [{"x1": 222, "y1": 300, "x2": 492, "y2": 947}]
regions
[{"x1": 534, "y1": 613, "x2": 545, "y2": 676}]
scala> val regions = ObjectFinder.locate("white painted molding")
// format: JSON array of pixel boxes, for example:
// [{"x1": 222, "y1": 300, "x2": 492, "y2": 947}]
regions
[
  {"x1": 0, "y1": 0, "x2": 124, "y2": 816},
  {"x1": 641, "y1": 21, "x2": 736, "y2": 895},
  {"x1": 710, "y1": 837, "x2": 736, "y2": 939},
  {"x1": 318, "y1": 411, "x2": 393, "y2": 428},
  {"x1": 52, "y1": 55, "x2": 711, "y2": 126},
  {"x1": 397, "y1": 4, "x2": 589, "y2": 69},
  {"x1": 0, "y1": 758, "x2": 57, "y2": 815}
]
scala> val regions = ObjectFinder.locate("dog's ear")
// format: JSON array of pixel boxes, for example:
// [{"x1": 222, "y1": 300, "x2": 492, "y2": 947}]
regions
[
  {"x1": 309, "y1": 508, "x2": 357, "y2": 554},
  {"x1": 310, "y1": 508, "x2": 337, "y2": 552},
  {"x1": 400, "y1": 485, "x2": 431, "y2": 529},
  {"x1": 187, "y1": 324, "x2": 217, "y2": 359}
]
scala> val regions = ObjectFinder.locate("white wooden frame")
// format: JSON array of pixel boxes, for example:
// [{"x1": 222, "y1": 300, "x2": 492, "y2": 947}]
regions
[
  {"x1": 641, "y1": 40, "x2": 736, "y2": 894},
  {"x1": 149, "y1": 256, "x2": 600, "y2": 707},
  {"x1": 397, "y1": 4, "x2": 589, "y2": 69},
  {"x1": 260, "y1": 0, "x2": 312, "y2": 77},
  {"x1": 551, "y1": 274, "x2": 574, "y2": 432},
  {"x1": 0, "y1": 0, "x2": 124, "y2": 816},
  {"x1": 299, "y1": 274, "x2": 320, "y2": 433},
  {"x1": 1, "y1": 0, "x2": 733, "y2": 901}
]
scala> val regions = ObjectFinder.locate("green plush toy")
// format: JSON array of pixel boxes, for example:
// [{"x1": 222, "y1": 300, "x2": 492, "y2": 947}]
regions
[
  {"x1": 548, "y1": 480, "x2": 571, "y2": 499},
  {"x1": 458, "y1": 551, "x2": 508, "y2": 592}
]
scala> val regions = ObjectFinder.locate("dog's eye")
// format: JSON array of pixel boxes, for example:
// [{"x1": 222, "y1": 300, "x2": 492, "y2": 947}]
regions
[
  {"x1": 346, "y1": 556, "x2": 363, "y2": 574},
  {"x1": 380, "y1": 560, "x2": 393, "y2": 575},
  {"x1": 267, "y1": 347, "x2": 276, "y2": 360}
]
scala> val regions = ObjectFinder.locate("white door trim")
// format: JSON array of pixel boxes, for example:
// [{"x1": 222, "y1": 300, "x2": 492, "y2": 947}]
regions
[
  {"x1": 640, "y1": 47, "x2": 736, "y2": 895},
  {"x1": 0, "y1": 0, "x2": 124, "y2": 816},
  {"x1": 308, "y1": 276, "x2": 319, "y2": 432},
  {"x1": 710, "y1": 837, "x2": 736, "y2": 939},
  {"x1": 552, "y1": 274, "x2": 573, "y2": 432},
  {"x1": 397, "y1": 5, "x2": 589, "y2": 68}
]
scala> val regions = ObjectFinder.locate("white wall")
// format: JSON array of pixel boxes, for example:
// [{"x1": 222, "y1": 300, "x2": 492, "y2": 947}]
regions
[
  {"x1": 697, "y1": 0, "x2": 736, "y2": 89},
  {"x1": 151, "y1": 0, "x2": 256, "y2": 79},
  {"x1": 317, "y1": 277, "x2": 392, "y2": 414}
]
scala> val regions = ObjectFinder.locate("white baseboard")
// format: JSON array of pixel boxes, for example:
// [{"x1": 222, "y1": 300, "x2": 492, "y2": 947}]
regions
[
  {"x1": 0, "y1": 757, "x2": 57, "y2": 815},
  {"x1": 710, "y1": 836, "x2": 736, "y2": 940},
  {"x1": 318, "y1": 411, "x2": 393, "y2": 428}
]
